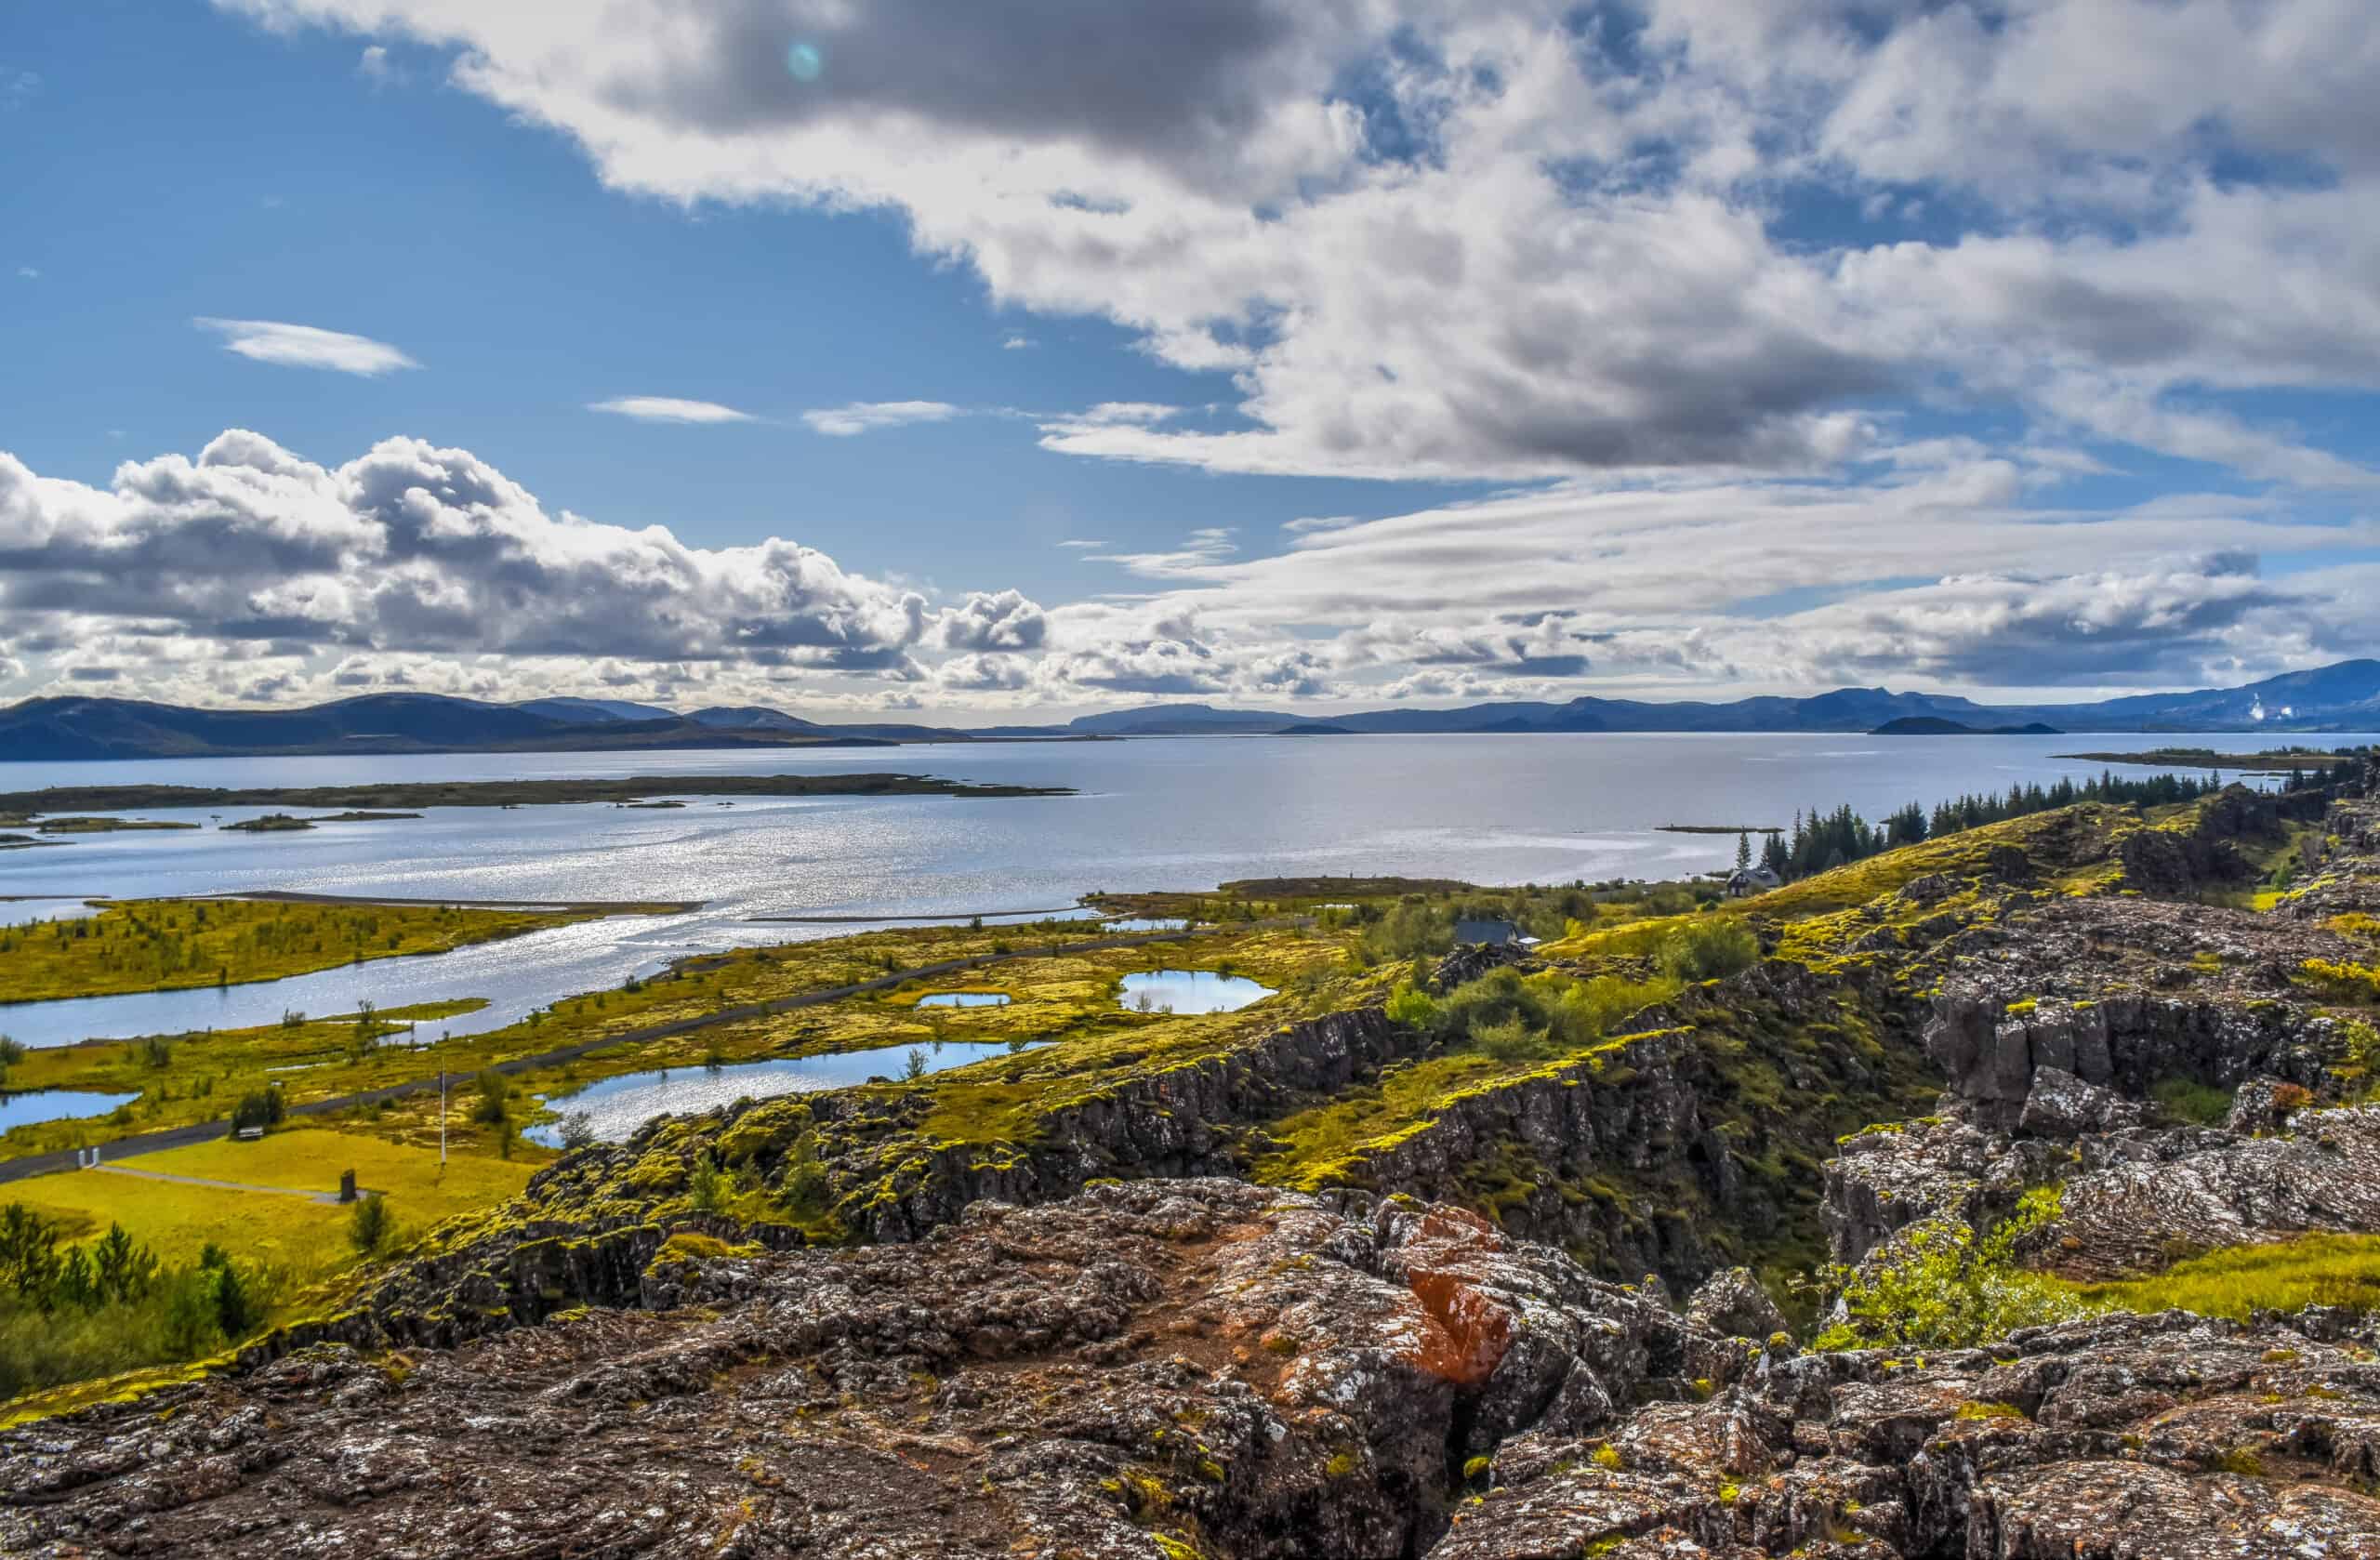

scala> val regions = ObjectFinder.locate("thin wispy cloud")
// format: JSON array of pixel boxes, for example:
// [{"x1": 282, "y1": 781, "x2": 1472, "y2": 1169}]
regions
[
  {"x1": 588, "y1": 395, "x2": 756, "y2": 425},
  {"x1": 192, "y1": 317, "x2": 418, "y2": 376},
  {"x1": 1001, "y1": 333, "x2": 1034, "y2": 350},
  {"x1": 1056, "y1": 538, "x2": 1108, "y2": 549},
  {"x1": 13, "y1": 267, "x2": 33, "y2": 281},
  {"x1": 800, "y1": 400, "x2": 961, "y2": 437}
]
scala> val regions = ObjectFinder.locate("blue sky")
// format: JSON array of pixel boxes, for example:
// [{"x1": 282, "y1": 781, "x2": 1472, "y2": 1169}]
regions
[
  {"x1": 2, "y1": 1, "x2": 2375, "y2": 719},
  {"x1": 2, "y1": 3, "x2": 1469, "y2": 604}
]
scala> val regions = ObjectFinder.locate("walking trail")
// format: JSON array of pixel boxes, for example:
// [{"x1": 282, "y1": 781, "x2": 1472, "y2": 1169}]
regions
[{"x1": 87, "y1": 1164, "x2": 350, "y2": 1203}]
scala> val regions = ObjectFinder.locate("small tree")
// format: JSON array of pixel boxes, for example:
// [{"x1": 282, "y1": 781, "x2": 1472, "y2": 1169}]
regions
[
  {"x1": 558, "y1": 1110, "x2": 596, "y2": 1151},
  {"x1": 687, "y1": 1151, "x2": 724, "y2": 1214},
  {"x1": 470, "y1": 1069, "x2": 511, "y2": 1125},
  {"x1": 1735, "y1": 831, "x2": 1753, "y2": 873},
  {"x1": 349, "y1": 1194, "x2": 390, "y2": 1254},
  {"x1": 902, "y1": 1047, "x2": 930, "y2": 1082}
]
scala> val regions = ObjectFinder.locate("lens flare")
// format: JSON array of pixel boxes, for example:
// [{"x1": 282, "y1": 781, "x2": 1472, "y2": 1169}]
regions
[{"x1": 787, "y1": 42, "x2": 824, "y2": 83}]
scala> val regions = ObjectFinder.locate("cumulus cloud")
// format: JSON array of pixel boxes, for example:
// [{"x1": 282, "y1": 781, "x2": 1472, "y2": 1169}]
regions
[
  {"x1": 0, "y1": 431, "x2": 948, "y2": 684},
  {"x1": 214, "y1": 0, "x2": 2379, "y2": 485},
  {"x1": 800, "y1": 401, "x2": 961, "y2": 437},
  {"x1": 193, "y1": 317, "x2": 419, "y2": 376},
  {"x1": 936, "y1": 589, "x2": 1049, "y2": 653},
  {"x1": 588, "y1": 395, "x2": 757, "y2": 425}
]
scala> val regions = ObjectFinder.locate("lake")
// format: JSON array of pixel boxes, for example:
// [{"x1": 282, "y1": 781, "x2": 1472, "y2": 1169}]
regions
[{"x1": 0, "y1": 732, "x2": 2356, "y2": 1049}]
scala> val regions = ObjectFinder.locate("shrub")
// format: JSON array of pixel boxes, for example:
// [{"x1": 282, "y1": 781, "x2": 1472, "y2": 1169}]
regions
[
  {"x1": 1658, "y1": 919, "x2": 1760, "y2": 983},
  {"x1": 1363, "y1": 899, "x2": 1451, "y2": 960},
  {"x1": 230, "y1": 1088, "x2": 285, "y2": 1132},
  {"x1": 1384, "y1": 981, "x2": 1438, "y2": 1029},
  {"x1": 470, "y1": 1069, "x2": 511, "y2": 1126},
  {"x1": 1473, "y1": 1015, "x2": 1549, "y2": 1064},
  {"x1": 2300, "y1": 957, "x2": 2380, "y2": 1004},
  {"x1": 688, "y1": 1151, "x2": 725, "y2": 1214},
  {"x1": 557, "y1": 1111, "x2": 597, "y2": 1151},
  {"x1": 349, "y1": 1194, "x2": 390, "y2": 1254},
  {"x1": 1816, "y1": 1188, "x2": 2089, "y2": 1350}
]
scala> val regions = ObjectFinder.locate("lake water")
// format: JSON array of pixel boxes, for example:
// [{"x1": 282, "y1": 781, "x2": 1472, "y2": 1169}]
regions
[
  {"x1": 0, "y1": 1088, "x2": 140, "y2": 1130},
  {"x1": 0, "y1": 733, "x2": 2357, "y2": 1050},
  {"x1": 915, "y1": 992, "x2": 1011, "y2": 1008},
  {"x1": 1119, "y1": 970, "x2": 1276, "y2": 1013},
  {"x1": 522, "y1": 1037, "x2": 1038, "y2": 1144}
]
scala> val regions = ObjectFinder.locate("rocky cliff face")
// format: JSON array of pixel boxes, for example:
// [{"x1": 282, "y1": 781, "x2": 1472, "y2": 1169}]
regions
[
  {"x1": 1822, "y1": 791, "x2": 2380, "y2": 1275},
  {"x1": 9, "y1": 1179, "x2": 2379, "y2": 1559}
]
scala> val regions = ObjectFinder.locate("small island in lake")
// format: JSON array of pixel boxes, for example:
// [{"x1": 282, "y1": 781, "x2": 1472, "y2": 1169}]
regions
[{"x1": 1870, "y1": 717, "x2": 2063, "y2": 735}]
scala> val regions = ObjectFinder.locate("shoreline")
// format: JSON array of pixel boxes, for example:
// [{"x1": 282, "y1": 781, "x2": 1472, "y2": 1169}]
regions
[{"x1": 0, "y1": 773, "x2": 1074, "y2": 817}]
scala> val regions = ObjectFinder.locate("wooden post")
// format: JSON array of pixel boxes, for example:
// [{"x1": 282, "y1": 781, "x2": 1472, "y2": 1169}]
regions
[{"x1": 338, "y1": 1169, "x2": 357, "y2": 1204}]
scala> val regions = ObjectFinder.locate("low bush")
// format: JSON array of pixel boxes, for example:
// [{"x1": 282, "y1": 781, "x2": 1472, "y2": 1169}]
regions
[
  {"x1": 1815, "y1": 1188, "x2": 2089, "y2": 1350},
  {"x1": 1658, "y1": 919, "x2": 1760, "y2": 983}
]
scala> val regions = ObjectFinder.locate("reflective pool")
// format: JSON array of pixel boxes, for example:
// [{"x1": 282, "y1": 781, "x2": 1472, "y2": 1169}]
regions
[
  {"x1": 915, "y1": 992, "x2": 1011, "y2": 1008},
  {"x1": 1117, "y1": 970, "x2": 1275, "y2": 1014},
  {"x1": 525, "y1": 1036, "x2": 1043, "y2": 1144}
]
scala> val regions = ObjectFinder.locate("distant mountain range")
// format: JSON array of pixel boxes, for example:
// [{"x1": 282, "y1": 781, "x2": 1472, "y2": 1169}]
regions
[
  {"x1": 4, "y1": 659, "x2": 2376, "y2": 761},
  {"x1": 1037, "y1": 660, "x2": 2380, "y2": 738}
]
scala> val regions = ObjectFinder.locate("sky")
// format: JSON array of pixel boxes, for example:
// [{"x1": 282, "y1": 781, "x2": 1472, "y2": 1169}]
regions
[{"x1": 2, "y1": 0, "x2": 2376, "y2": 722}]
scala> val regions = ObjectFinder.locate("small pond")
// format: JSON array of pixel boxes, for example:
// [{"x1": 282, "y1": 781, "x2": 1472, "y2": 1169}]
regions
[
  {"x1": 0, "y1": 1088, "x2": 140, "y2": 1131},
  {"x1": 525, "y1": 1037, "x2": 1044, "y2": 1145},
  {"x1": 915, "y1": 992, "x2": 1011, "y2": 1008},
  {"x1": 1104, "y1": 918, "x2": 1192, "y2": 932},
  {"x1": 1117, "y1": 970, "x2": 1276, "y2": 1015}
]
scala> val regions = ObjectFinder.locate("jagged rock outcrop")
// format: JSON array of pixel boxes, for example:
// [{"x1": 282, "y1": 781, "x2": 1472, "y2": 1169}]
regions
[
  {"x1": 14, "y1": 1182, "x2": 2375, "y2": 1559},
  {"x1": 1439, "y1": 1307, "x2": 2380, "y2": 1560},
  {"x1": 1687, "y1": 1267, "x2": 1791, "y2": 1342},
  {"x1": 0, "y1": 1180, "x2": 1731, "y2": 1560},
  {"x1": 1915, "y1": 877, "x2": 2367, "y2": 1131}
]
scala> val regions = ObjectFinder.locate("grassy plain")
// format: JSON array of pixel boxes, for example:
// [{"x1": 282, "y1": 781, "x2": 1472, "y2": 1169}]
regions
[{"x1": 0, "y1": 897, "x2": 598, "y2": 1002}]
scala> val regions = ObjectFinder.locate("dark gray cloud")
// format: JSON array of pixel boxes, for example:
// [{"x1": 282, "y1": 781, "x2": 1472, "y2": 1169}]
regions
[{"x1": 592, "y1": 0, "x2": 1370, "y2": 178}]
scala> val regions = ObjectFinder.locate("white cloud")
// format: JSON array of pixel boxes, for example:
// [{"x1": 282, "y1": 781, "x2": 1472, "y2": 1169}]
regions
[
  {"x1": 193, "y1": 317, "x2": 419, "y2": 376},
  {"x1": 800, "y1": 400, "x2": 962, "y2": 437},
  {"x1": 588, "y1": 395, "x2": 757, "y2": 425},
  {"x1": 14, "y1": 267, "x2": 34, "y2": 281},
  {"x1": 356, "y1": 43, "x2": 403, "y2": 86},
  {"x1": 0, "y1": 430, "x2": 950, "y2": 681},
  {"x1": 1001, "y1": 333, "x2": 1034, "y2": 350},
  {"x1": 936, "y1": 588, "x2": 1048, "y2": 653},
  {"x1": 210, "y1": 0, "x2": 2380, "y2": 488}
]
